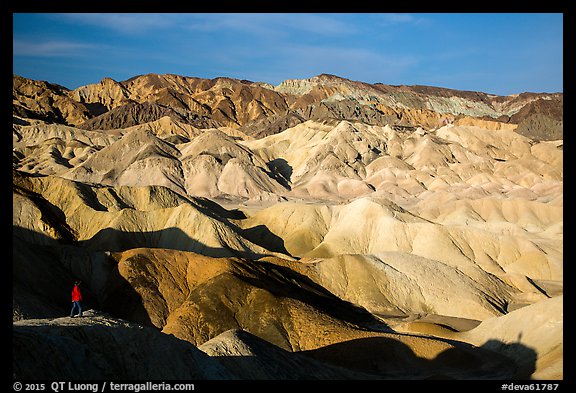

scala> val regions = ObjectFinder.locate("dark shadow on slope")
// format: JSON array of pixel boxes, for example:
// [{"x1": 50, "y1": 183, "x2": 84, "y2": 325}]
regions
[
  {"x1": 191, "y1": 196, "x2": 247, "y2": 220},
  {"x1": 300, "y1": 336, "x2": 537, "y2": 380},
  {"x1": 78, "y1": 226, "x2": 263, "y2": 259},
  {"x1": 83, "y1": 102, "x2": 109, "y2": 117},
  {"x1": 181, "y1": 263, "x2": 391, "y2": 352},
  {"x1": 267, "y1": 158, "x2": 293, "y2": 189},
  {"x1": 189, "y1": 197, "x2": 292, "y2": 257},
  {"x1": 97, "y1": 255, "x2": 155, "y2": 328},
  {"x1": 74, "y1": 182, "x2": 110, "y2": 212},
  {"x1": 13, "y1": 226, "x2": 154, "y2": 327},
  {"x1": 71, "y1": 199, "x2": 293, "y2": 258},
  {"x1": 13, "y1": 301, "x2": 538, "y2": 381},
  {"x1": 13, "y1": 168, "x2": 291, "y2": 259},
  {"x1": 13, "y1": 313, "x2": 234, "y2": 380},
  {"x1": 240, "y1": 111, "x2": 306, "y2": 139},
  {"x1": 13, "y1": 228, "x2": 84, "y2": 319},
  {"x1": 478, "y1": 338, "x2": 538, "y2": 379},
  {"x1": 199, "y1": 329, "x2": 383, "y2": 380},
  {"x1": 238, "y1": 224, "x2": 291, "y2": 256},
  {"x1": 302, "y1": 336, "x2": 430, "y2": 378},
  {"x1": 13, "y1": 115, "x2": 31, "y2": 126},
  {"x1": 77, "y1": 102, "x2": 193, "y2": 131},
  {"x1": 111, "y1": 192, "x2": 294, "y2": 258},
  {"x1": 13, "y1": 178, "x2": 77, "y2": 243},
  {"x1": 229, "y1": 259, "x2": 392, "y2": 332},
  {"x1": 162, "y1": 134, "x2": 191, "y2": 145}
]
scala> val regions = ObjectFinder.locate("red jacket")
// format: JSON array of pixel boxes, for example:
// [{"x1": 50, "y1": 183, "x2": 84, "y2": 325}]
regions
[{"x1": 71, "y1": 285, "x2": 82, "y2": 302}]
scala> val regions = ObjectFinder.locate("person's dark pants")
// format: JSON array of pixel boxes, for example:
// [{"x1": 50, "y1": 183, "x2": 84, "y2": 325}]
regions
[{"x1": 70, "y1": 301, "x2": 82, "y2": 317}]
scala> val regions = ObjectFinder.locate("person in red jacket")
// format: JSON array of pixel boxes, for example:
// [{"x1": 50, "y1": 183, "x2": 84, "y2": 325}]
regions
[{"x1": 70, "y1": 280, "x2": 83, "y2": 317}]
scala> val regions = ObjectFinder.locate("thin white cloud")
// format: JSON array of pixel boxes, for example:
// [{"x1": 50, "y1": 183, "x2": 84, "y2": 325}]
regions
[
  {"x1": 375, "y1": 13, "x2": 430, "y2": 26},
  {"x1": 51, "y1": 13, "x2": 353, "y2": 37},
  {"x1": 13, "y1": 39, "x2": 98, "y2": 57},
  {"x1": 53, "y1": 13, "x2": 178, "y2": 34},
  {"x1": 184, "y1": 13, "x2": 357, "y2": 37},
  {"x1": 45, "y1": 13, "x2": 421, "y2": 37},
  {"x1": 250, "y1": 13, "x2": 356, "y2": 36}
]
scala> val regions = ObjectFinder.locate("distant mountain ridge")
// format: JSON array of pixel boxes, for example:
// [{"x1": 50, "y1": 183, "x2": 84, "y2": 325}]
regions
[{"x1": 13, "y1": 73, "x2": 563, "y2": 141}]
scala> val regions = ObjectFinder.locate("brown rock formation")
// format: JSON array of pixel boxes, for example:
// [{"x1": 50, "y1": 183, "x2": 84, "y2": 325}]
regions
[{"x1": 13, "y1": 73, "x2": 562, "y2": 140}]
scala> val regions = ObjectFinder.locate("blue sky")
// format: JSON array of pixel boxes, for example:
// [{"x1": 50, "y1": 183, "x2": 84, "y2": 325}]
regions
[{"x1": 13, "y1": 13, "x2": 563, "y2": 96}]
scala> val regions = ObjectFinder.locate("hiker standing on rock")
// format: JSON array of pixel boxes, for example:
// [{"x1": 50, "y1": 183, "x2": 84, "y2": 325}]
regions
[{"x1": 70, "y1": 280, "x2": 83, "y2": 317}]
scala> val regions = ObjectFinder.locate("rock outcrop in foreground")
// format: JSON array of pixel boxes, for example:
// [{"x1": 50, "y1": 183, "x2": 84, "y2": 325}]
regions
[
  {"x1": 13, "y1": 311, "x2": 233, "y2": 380},
  {"x1": 13, "y1": 73, "x2": 562, "y2": 380}
]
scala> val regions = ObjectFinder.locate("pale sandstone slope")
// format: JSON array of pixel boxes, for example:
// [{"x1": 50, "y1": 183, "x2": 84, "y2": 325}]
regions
[
  {"x1": 390, "y1": 295, "x2": 563, "y2": 380},
  {"x1": 13, "y1": 121, "x2": 284, "y2": 202},
  {"x1": 14, "y1": 118, "x2": 562, "y2": 206},
  {"x1": 13, "y1": 123, "x2": 117, "y2": 176},
  {"x1": 178, "y1": 129, "x2": 287, "y2": 200},
  {"x1": 60, "y1": 128, "x2": 187, "y2": 195},
  {"x1": 243, "y1": 119, "x2": 386, "y2": 200},
  {"x1": 457, "y1": 295, "x2": 563, "y2": 380},
  {"x1": 241, "y1": 120, "x2": 562, "y2": 204},
  {"x1": 239, "y1": 196, "x2": 560, "y2": 290},
  {"x1": 13, "y1": 171, "x2": 290, "y2": 260}
]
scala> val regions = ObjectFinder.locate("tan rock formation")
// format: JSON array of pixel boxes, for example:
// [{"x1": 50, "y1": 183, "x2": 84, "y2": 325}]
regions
[
  {"x1": 12, "y1": 72, "x2": 562, "y2": 380},
  {"x1": 458, "y1": 295, "x2": 563, "y2": 380}
]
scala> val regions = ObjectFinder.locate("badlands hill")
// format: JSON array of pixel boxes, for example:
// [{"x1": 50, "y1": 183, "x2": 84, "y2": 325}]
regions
[{"x1": 12, "y1": 73, "x2": 563, "y2": 381}]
